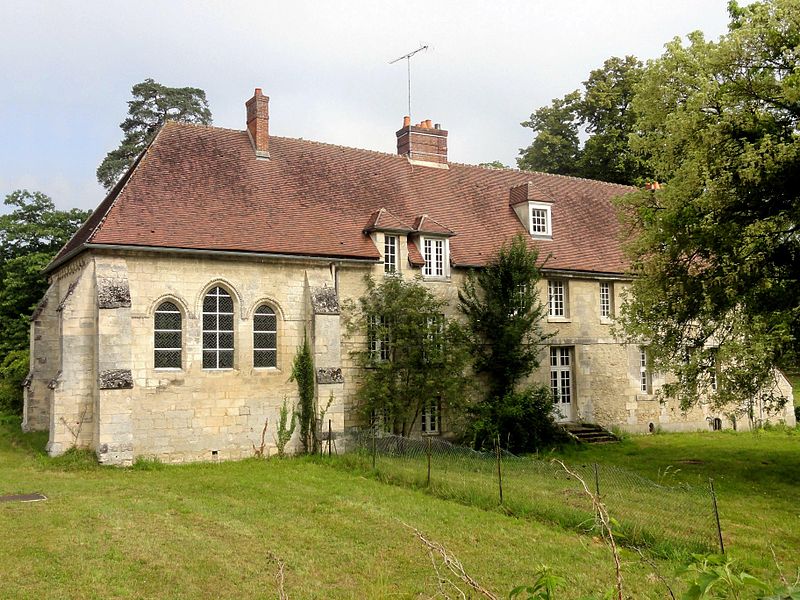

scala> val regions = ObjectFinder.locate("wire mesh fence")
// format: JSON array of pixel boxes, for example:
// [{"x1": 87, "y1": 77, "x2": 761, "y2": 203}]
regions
[{"x1": 340, "y1": 429, "x2": 720, "y2": 556}]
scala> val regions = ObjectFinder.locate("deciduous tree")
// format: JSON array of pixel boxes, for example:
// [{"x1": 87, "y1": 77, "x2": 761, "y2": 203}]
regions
[
  {"x1": 349, "y1": 275, "x2": 470, "y2": 437},
  {"x1": 616, "y1": 0, "x2": 800, "y2": 413},
  {"x1": 518, "y1": 57, "x2": 646, "y2": 185},
  {"x1": 0, "y1": 190, "x2": 90, "y2": 413}
]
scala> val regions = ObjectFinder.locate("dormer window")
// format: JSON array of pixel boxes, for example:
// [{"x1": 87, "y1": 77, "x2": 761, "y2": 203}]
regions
[
  {"x1": 509, "y1": 182, "x2": 554, "y2": 239},
  {"x1": 422, "y1": 237, "x2": 448, "y2": 278},
  {"x1": 384, "y1": 234, "x2": 397, "y2": 274},
  {"x1": 528, "y1": 202, "x2": 552, "y2": 238}
]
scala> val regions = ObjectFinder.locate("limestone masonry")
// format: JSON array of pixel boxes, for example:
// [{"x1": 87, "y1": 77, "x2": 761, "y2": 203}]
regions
[{"x1": 23, "y1": 89, "x2": 795, "y2": 465}]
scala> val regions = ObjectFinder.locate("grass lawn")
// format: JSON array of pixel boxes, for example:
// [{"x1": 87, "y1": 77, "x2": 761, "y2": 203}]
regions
[
  {"x1": 0, "y1": 419, "x2": 668, "y2": 600},
  {"x1": 558, "y1": 428, "x2": 800, "y2": 576},
  {"x1": 1, "y1": 420, "x2": 798, "y2": 599}
]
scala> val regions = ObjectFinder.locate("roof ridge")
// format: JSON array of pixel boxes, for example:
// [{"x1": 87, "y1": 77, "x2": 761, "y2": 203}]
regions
[
  {"x1": 165, "y1": 122, "x2": 636, "y2": 191},
  {"x1": 447, "y1": 158, "x2": 636, "y2": 190}
]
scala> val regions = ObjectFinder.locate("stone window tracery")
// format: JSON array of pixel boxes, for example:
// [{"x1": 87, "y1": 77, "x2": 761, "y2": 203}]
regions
[
  {"x1": 154, "y1": 301, "x2": 182, "y2": 369},
  {"x1": 203, "y1": 287, "x2": 234, "y2": 369},
  {"x1": 253, "y1": 304, "x2": 277, "y2": 368}
]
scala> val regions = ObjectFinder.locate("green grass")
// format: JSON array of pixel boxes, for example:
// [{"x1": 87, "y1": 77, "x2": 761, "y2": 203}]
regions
[
  {"x1": 558, "y1": 428, "x2": 800, "y2": 575},
  {"x1": 0, "y1": 418, "x2": 669, "y2": 599},
  {"x1": 1, "y1": 419, "x2": 798, "y2": 599}
]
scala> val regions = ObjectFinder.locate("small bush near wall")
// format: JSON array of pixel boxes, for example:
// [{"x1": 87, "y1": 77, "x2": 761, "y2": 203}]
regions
[{"x1": 468, "y1": 385, "x2": 568, "y2": 453}]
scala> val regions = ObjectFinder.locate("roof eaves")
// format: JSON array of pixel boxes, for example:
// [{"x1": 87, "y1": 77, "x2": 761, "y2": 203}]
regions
[{"x1": 44, "y1": 124, "x2": 169, "y2": 274}]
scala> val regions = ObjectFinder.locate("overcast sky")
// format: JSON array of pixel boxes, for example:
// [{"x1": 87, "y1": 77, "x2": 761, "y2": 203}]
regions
[{"x1": 1, "y1": 1, "x2": 736, "y2": 213}]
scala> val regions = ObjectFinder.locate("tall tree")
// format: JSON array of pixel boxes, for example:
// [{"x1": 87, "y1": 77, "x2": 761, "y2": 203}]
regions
[
  {"x1": 350, "y1": 275, "x2": 470, "y2": 437},
  {"x1": 518, "y1": 57, "x2": 646, "y2": 184},
  {"x1": 97, "y1": 79, "x2": 212, "y2": 190},
  {"x1": 459, "y1": 235, "x2": 557, "y2": 449},
  {"x1": 0, "y1": 190, "x2": 90, "y2": 413},
  {"x1": 616, "y1": 0, "x2": 800, "y2": 413},
  {"x1": 517, "y1": 91, "x2": 582, "y2": 176}
]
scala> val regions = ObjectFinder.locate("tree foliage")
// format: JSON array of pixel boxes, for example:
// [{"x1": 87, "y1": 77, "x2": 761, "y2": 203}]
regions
[
  {"x1": 459, "y1": 236, "x2": 558, "y2": 449},
  {"x1": 616, "y1": 0, "x2": 800, "y2": 412},
  {"x1": 518, "y1": 56, "x2": 647, "y2": 184},
  {"x1": 459, "y1": 235, "x2": 551, "y2": 400},
  {"x1": 0, "y1": 190, "x2": 90, "y2": 413},
  {"x1": 290, "y1": 332, "x2": 316, "y2": 453},
  {"x1": 350, "y1": 275, "x2": 470, "y2": 437},
  {"x1": 97, "y1": 79, "x2": 212, "y2": 190}
]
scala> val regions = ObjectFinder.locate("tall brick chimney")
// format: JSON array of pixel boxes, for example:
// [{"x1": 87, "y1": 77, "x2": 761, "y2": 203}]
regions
[
  {"x1": 246, "y1": 88, "x2": 270, "y2": 159},
  {"x1": 396, "y1": 117, "x2": 448, "y2": 167}
]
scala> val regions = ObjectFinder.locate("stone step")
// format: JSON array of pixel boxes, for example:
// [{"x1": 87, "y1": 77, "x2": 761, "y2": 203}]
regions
[{"x1": 561, "y1": 423, "x2": 619, "y2": 444}]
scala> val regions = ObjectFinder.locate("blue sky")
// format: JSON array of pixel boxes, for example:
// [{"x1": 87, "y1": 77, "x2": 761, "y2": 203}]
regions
[{"x1": 1, "y1": 1, "x2": 735, "y2": 213}]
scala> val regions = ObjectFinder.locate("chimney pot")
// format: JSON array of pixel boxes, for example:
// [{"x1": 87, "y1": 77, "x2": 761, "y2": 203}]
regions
[
  {"x1": 396, "y1": 118, "x2": 448, "y2": 166},
  {"x1": 246, "y1": 88, "x2": 270, "y2": 159}
]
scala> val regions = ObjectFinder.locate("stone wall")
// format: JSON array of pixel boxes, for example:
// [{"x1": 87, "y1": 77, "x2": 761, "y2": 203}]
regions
[{"x1": 27, "y1": 243, "x2": 795, "y2": 465}]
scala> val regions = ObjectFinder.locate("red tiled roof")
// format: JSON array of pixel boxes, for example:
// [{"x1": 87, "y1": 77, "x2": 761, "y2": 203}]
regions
[
  {"x1": 50, "y1": 121, "x2": 634, "y2": 274},
  {"x1": 412, "y1": 214, "x2": 455, "y2": 237},
  {"x1": 364, "y1": 208, "x2": 414, "y2": 233}
]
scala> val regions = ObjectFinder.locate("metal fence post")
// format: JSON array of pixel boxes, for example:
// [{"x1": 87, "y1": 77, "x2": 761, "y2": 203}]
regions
[
  {"x1": 426, "y1": 436, "x2": 432, "y2": 487},
  {"x1": 709, "y1": 477, "x2": 725, "y2": 554},
  {"x1": 371, "y1": 426, "x2": 377, "y2": 470},
  {"x1": 328, "y1": 419, "x2": 332, "y2": 457},
  {"x1": 495, "y1": 435, "x2": 503, "y2": 505}
]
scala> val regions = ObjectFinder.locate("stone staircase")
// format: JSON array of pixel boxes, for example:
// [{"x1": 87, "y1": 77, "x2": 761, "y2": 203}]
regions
[{"x1": 561, "y1": 422, "x2": 619, "y2": 444}]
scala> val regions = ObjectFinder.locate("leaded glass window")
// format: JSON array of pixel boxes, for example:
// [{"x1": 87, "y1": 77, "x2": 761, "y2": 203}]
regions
[
  {"x1": 253, "y1": 305, "x2": 277, "y2": 368},
  {"x1": 203, "y1": 287, "x2": 234, "y2": 369},
  {"x1": 154, "y1": 301, "x2": 182, "y2": 369}
]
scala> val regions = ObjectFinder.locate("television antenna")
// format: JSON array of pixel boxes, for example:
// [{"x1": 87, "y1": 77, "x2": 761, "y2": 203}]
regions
[{"x1": 389, "y1": 44, "x2": 429, "y2": 122}]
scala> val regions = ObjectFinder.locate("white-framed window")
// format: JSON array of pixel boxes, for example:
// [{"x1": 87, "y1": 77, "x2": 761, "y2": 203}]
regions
[
  {"x1": 422, "y1": 237, "x2": 447, "y2": 278},
  {"x1": 421, "y1": 397, "x2": 441, "y2": 434},
  {"x1": 548, "y1": 280, "x2": 567, "y2": 317},
  {"x1": 154, "y1": 301, "x2": 182, "y2": 369},
  {"x1": 384, "y1": 235, "x2": 397, "y2": 274},
  {"x1": 202, "y1": 287, "x2": 234, "y2": 369},
  {"x1": 550, "y1": 347, "x2": 572, "y2": 406},
  {"x1": 368, "y1": 315, "x2": 391, "y2": 362},
  {"x1": 639, "y1": 347, "x2": 651, "y2": 393},
  {"x1": 600, "y1": 281, "x2": 613, "y2": 318},
  {"x1": 529, "y1": 202, "x2": 552, "y2": 237},
  {"x1": 253, "y1": 304, "x2": 277, "y2": 368}
]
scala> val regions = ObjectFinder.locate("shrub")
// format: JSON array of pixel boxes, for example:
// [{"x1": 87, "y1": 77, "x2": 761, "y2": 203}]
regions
[
  {"x1": 0, "y1": 349, "x2": 28, "y2": 415},
  {"x1": 469, "y1": 385, "x2": 568, "y2": 453}
]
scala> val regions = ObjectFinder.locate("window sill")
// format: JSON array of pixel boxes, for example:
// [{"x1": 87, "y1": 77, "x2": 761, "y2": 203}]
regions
[
  {"x1": 253, "y1": 367, "x2": 280, "y2": 372},
  {"x1": 600, "y1": 316, "x2": 614, "y2": 325},
  {"x1": 547, "y1": 316, "x2": 571, "y2": 323},
  {"x1": 422, "y1": 431, "x2": 441, "y2": 436},
  {"x1": 154, "y1": 368, "x2": 183, "y2": 372},
  {"x1": 422, "y1": 276, "x2": 450, "y2": 283}
]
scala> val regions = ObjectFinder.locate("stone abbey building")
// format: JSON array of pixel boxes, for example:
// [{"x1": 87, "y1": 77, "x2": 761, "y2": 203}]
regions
[{"x1": 22, "y1": 89, "x2": 795, "y2": 465}]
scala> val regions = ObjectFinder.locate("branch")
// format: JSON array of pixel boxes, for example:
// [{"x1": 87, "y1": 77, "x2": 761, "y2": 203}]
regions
[
  {"x1": 401, "y1": 522, "x2": 499, "y2": 600},
  {"x1": 552, "y1": 460, "x2": 623, "y2": 600}
]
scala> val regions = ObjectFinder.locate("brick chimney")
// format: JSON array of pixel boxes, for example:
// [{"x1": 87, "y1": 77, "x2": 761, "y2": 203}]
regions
[
  {"x1": 396, "y1": 117, "x2": 448, "y2": 167},
  {"x1": 246, "y1": 88, "x2": 270, "y2": 159}
]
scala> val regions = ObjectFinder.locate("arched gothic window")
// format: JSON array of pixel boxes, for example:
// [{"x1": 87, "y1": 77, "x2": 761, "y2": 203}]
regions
[
  {"x1": 203, "y1": 287, "x2": 234, "y2": 369},
  {"x1": 253, "y1": 305, "x2": 277, "y2": 368},
  {"x1": 154, "y1": 301, "x2": 182, "y2": 369}
]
